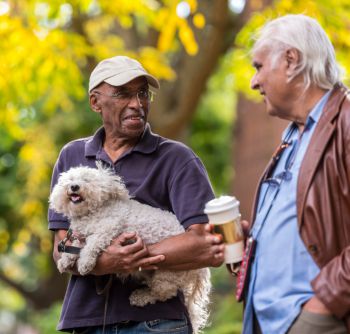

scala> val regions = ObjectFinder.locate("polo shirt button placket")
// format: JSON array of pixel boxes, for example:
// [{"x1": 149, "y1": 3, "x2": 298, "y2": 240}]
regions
[{"x1": 114, "y1": 164, "x2": 121, "y2": 174}]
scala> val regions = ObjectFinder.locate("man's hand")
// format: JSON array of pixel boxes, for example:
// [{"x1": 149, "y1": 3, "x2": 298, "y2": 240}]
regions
[
  {"x1": 303, "y1": 296, "x2": 332, "y2": 314},
  {"x1": 240, "y1": 220, "x2": 250, "y2": 238},
  {"x1": 92, "y1": 232, "x2": 165, "y2": 275},
  {"x1": 204, "y1": 223, "x2": 225, "y2": 261},
  {"x1": 190, "y1": 224, "x2": 224, "y2": 267}
]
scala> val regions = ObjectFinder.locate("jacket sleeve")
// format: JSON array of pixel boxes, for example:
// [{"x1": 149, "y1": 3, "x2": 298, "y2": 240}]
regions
[{"x1": 311, "y1": 247, "x2": 350, "y2": 318}]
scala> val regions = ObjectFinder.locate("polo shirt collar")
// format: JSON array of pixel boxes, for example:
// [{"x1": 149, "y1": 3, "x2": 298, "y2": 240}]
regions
[
  {"x1": 133, "y1": 123, "x2": 160, "y2": 154},
  {"x1": 84, "y1": 123, "x2": 159, "y2": 158},
  {"x1": 85, "y1": 127, "x2": 104, "y2": 158}
]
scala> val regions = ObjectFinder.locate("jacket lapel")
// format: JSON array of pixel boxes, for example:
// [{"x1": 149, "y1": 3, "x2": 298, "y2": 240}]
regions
[{"x1": 297, "y1": 85, "x2": 348, "y2": 229}]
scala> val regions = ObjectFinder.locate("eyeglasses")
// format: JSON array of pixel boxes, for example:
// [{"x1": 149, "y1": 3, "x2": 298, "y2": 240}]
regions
[{"x1": 93, "y1": 89, "x2": 155, "y2": 104}]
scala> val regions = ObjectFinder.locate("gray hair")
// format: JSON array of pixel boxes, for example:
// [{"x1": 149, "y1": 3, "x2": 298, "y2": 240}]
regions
[{"x1": 252, "y1": 14, "x2": 341, "y2": 89}]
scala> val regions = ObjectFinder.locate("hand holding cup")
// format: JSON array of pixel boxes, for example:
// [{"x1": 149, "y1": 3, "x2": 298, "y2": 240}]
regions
[{"x1": 205, "y1": 196, "x2": 243, "y2": 275}]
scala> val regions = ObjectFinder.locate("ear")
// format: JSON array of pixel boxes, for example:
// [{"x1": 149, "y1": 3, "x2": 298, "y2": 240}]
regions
[
  {"x1": 89, "y1": 92, "x2": 101, "y2": 113},
  {"x1": 285, "y1": 48, "x2": 300, "y2": 75},
  {"x1": 110, "y1": 174, "x2": 130, "y2": 200}
]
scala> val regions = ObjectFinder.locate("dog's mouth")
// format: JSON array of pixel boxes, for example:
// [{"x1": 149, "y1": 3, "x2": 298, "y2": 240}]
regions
[{"x1": 68, "y1": 192, "x2": 84, "y2": 204}]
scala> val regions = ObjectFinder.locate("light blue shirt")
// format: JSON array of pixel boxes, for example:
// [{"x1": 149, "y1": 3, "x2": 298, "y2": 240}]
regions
[{"x1": 242, "y1": 91, "x2": 331, "y2": 334}]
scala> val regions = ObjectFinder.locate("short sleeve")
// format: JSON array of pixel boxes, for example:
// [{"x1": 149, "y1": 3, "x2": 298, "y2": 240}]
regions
[
  {"x1": 168, "y1": 157, "x2": 215, "y2": 229},
  {"x1": 48, "y1": 150, "x2": 70, "y2": 230}
]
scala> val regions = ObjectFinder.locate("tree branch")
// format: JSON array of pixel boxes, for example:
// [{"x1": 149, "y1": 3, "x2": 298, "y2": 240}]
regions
[
  {"x1": 0, "y1": 269, "x2": 67, "y2": 310},
  {"x1": 149, "y1": 0, "x2": 274, "y2": 139},
  {"x1": 149, "y1": 1, "x2": 235, "y2": 138}
]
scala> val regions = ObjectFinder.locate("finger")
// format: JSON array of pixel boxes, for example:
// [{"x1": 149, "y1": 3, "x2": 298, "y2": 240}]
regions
[
  {"x1": 137, "y1": 255, "x2": 165, "y2": 270},
  {"x1": 203, "y1": 224, "x2": 224, "y2": 243},
  {"x1": 240, "y1": 220, "x2": 250, "y2": 237},
  {"x1": 210, "y1": 243, "x2": 225, "y2": 255},
  {"x1": 111, "y1": 232, "x2": 137, "y2": 246},
  {"x1": 122, "y1": 236, "x2": 146, "y2": 254},
  {"x1": 128, "y1": 244, "x2": 149, "y2": 262},
  {"x1": 204, "y1": 223, "x2": 213, "y2": 233},
  {"x1": 214, "y1": 250, "x2": 225, "y2": 260},
  {"x1": 206, "y1": 233, "x2": 223, "y2": 244}
]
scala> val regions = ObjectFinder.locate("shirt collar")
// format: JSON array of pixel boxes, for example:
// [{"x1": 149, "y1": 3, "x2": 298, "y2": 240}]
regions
[
  {"x1": 132, "y1": 123, "x2": 160, "y2": 154},
  {"x1": 85, "y1": 123, "x2": 159, "y2": 158},
  {"x1": 85, "y1": 127, "x2": 104, "y2": 157},
  {"x1": 306, "y1": 90, "x2": 331, "y2": 126},
  {"x1": 281, "y1": 90, "x2": 331, "y2": 140}
]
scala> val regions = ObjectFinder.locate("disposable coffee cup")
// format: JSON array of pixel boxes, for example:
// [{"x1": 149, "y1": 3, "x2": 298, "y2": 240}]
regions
[{"x1": 204, "y1": 196, "x2": 243, "y2": 266}]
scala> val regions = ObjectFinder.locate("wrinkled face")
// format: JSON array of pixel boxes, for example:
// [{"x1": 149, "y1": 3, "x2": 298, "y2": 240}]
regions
[
  {"x1": 90, "y1": 77, "x2": 150, "y2": 141},
  {"x1": 49, "y1": 166, "x2": 128, "y2": 218},
  {"x1": 250, "y1": 47, "x2": 295, "y2": 119}
]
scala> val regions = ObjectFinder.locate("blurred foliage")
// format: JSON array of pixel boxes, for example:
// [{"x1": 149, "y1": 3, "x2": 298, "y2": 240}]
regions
[
  {"x1": 205, "y1": 297, "x2": 243, "y2": 334},
  {"x1": 32, "y1": 303, "x2": 62, "y2": 334},
  {"x1": 190, "y1": 51, "x2": 236, "y2": 195},
  {"x1": 231, "y1": 0, "x2": 350, "y2": 101},
  {"x1": 2, "y1": 0, "x2": 350, "y2": 333}
]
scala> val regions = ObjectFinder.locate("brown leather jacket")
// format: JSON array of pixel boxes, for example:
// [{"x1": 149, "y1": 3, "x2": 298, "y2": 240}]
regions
[{"x1": 251, "y1": 83, "x2": 350, "y2": 331}]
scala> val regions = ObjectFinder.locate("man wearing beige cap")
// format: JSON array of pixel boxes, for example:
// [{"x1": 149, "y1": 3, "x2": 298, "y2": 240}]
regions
[{"x1": 48, "y1": 56, "x2": 224, "y2": 334}]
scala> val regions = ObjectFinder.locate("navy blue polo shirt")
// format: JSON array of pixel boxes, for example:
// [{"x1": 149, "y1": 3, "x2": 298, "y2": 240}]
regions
[{"x1": 48, "y1": 123, "x2": 214, "y2": 332}]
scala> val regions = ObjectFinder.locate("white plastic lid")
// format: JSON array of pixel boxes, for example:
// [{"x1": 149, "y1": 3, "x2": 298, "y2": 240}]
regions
[{"x1": 204, "y1": 195, "x2": 239, "y2": 215}]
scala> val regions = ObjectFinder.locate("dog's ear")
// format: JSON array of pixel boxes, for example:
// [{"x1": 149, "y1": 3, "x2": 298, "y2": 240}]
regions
[
  {"x1": 49, "y1": 184, "x2": 67, "y2": 215},
  {"x1": 111, "y1": 174, "x2": 130, "y2": 200}
]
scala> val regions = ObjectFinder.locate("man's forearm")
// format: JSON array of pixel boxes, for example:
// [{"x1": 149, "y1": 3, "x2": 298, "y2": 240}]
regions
[
  {"x1": 148, "y1": 223, "x2": 224, "y2": 270},
  {"x1": 53, "y1": 225, "x2": 222, "y2": 274}
]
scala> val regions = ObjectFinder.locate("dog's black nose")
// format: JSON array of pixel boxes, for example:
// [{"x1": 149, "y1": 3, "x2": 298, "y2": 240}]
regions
[{"x1": 70, "y1": 184, "x2": 80, "y2": 192}]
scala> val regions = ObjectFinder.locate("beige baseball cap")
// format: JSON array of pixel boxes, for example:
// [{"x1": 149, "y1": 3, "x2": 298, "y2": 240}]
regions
[{"x1": 88, "y1": 56, "x2": 160, "y2": 92}]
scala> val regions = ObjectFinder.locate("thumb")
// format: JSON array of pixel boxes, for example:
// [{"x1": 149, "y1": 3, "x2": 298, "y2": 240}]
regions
[
  {"x1": 114, "y1": 232, "x2": 137, "y2": 245},
  {"x1": 241, "y1": 220, "x2": 250, "y2": 238},
  {"x1": 204, "y1": 223, "x2": 213, "y2": 233}
]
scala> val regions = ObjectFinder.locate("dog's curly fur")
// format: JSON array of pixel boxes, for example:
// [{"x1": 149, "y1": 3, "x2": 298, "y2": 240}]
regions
[{"x1": 49, "y1": 162, "x2": 211, "y2": 333}]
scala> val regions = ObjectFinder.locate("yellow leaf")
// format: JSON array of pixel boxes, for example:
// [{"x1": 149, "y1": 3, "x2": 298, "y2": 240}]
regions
[
  {"x1": 193, "y1": 13, "x2": 205, "y2": 29},
  {"x1": 178, "y1": 20, "x2": 198, "y2": 55},
  {"x1": 186, "y1": 0, "x2": 198, "y2": 12}
]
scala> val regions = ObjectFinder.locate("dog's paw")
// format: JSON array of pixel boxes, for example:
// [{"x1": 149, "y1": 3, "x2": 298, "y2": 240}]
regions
[
  {"x1": 129, "y1": 289, "x2": 155, "y2": 307},
  {"x1": 57, "y1": 258, "x2": 72, "y2": 273},
  {"x1": 78, "y1": 265, "x2": 90, "y2": 276},
  {"x1": 77, "y1": 261, "x2": 93, "y2": 276},
  {"x1": 57, "y1": 261, "x2": 66, "y2": 274}
]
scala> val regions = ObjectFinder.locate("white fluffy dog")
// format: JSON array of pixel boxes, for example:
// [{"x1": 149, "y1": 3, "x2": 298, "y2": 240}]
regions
[{"x1": 49, "y1": 162, "x2": 211, "y2": 333}]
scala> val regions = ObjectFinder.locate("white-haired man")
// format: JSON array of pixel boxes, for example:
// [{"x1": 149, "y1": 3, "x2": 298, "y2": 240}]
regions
[
  {"x1": 240, "y1": 14, "x2": 350, "y2": 334},
  {"x1": 48, "y1": 56, "x2": 224, "y2": 334}
]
